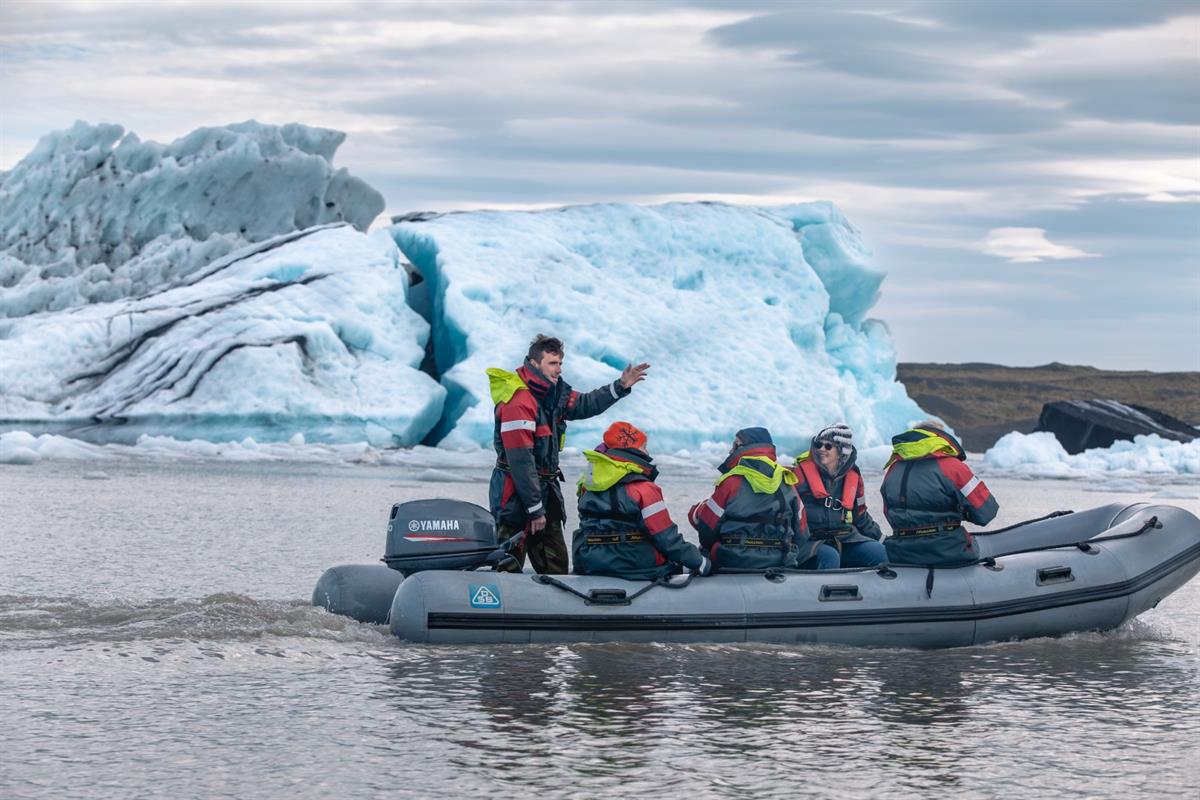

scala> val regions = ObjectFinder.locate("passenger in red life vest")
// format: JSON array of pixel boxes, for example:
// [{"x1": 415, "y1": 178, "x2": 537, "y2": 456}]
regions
[
  {"x1": 572, "y1": 422, "x2": 712, "y2": 580},
  {"x1": 880, "y1": 420, "x2": 999, "y2": 566},
  {"x1": 488, "y1": 334, "x2": 649, "y2": 575},
  {"x1": 793, "y1": 423, "x2": 887, "y2": 568},
  {"x1": 688, "y1": 427, "x2": 835, "y2": 571}
]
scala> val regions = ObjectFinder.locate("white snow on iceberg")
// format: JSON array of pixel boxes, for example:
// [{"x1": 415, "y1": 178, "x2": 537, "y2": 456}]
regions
[
  {"x1": 0, "y1": 225, "x2": 442, "y2": 445},
  {"x1": 389, "y1": 202, "x2": 925, "y2": 452},
  {"x1": 0, "y1": 122, "x2": 444, "y2": 446},
  {"x1": 983, "y1": 431, "x2": 1200, "y2": 478},
  {"x1": 0, "y1": 120, "x2": 383, "y2": 318},
  {"x1": 2, "y1": 121, "x2": 932, "y2": 452}
]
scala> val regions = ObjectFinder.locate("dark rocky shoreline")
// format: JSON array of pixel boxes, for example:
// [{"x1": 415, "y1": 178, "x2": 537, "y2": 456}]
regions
[{"x1": 897, "y1": 362, "x2": 1200, "y2": 451}]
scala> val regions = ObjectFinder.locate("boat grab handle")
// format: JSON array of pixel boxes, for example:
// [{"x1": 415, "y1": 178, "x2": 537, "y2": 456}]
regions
[
  {"x1": 820, "y1": 584, "x2": 862, "y2": 602},
  {"x1": 1037, "y1": 566, "x2": 1074, "y2": 586},
  {"x1": 534, "y1": 573, "x2": 694, "y2": 606},
  {"x1": 588, "y1": 588, "x2": 629, "y2": 604}
]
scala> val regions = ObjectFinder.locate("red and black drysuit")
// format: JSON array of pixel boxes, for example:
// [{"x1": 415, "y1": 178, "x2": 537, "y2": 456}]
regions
[
  {"x1": 880, "y1": 427, "x2": 999, "y2": 566},
  {"x1": 687, "y1": 443, "x2": 811, "y2": 571},
  {"x1": 489, "y1": 361, "x2": 629, "y2": 573},
  {"x1": 571, "y1": 447, "x2": 710, "y2": 580}
]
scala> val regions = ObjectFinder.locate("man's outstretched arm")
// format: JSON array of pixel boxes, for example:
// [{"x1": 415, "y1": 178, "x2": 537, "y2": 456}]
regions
[{"x1": 563, "y1": 362, "x2": 650, "y2": 420}]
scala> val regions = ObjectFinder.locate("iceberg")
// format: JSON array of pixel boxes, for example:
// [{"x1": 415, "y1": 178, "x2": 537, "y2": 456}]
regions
[
  {"x1": 389, "y1": 202, "x2": 925, "y2": 452},
  {"x1": 1, "y1": 121, "x2": 927, "y2": 451},
  {"x1": 0, "y1": 122, "x2": 440, "y2": 446},
  {"x1": 0, "y1": 225, "x2": 443, "y2": 445},
  {"x1": 983, "y1": 431, "x2": 1200, "y2": 478},
  {"x1": 1, "y1": 120, "x2": 383, "y2": 318}
]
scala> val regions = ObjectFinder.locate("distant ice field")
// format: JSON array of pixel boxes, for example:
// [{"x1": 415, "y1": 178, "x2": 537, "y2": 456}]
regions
[{"x1": 3, "y1": 428, "x2": 1198, "y2": 487}]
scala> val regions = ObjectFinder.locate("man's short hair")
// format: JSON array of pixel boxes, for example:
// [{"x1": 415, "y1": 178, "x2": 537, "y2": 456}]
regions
[
  {"x1": 917, "y1": 419, "x2": 946, "y2": 432},
  {"x1": 527, "y1": 334, "x2": 564, "y2": 362}
]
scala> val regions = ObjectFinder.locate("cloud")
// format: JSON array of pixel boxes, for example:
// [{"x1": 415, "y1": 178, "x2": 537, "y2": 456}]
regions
[
  {"x1": 976, "y1": 227, "x2": 1099, "y2": 262},
  {"x1": 1, "y1": 0, "x2": 1196, "y2": 368},
  {"x1": 930, "y1": 0, "x2": 1194, "y2": 37}
]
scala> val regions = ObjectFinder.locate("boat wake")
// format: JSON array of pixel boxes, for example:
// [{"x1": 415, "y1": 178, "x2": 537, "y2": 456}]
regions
[{"x1": 0, "y1": 592, "x2": 392, "y2": 649}]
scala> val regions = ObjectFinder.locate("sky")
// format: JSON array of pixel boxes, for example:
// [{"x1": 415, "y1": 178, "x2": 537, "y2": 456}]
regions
[{"x1": 1, "y1": 0, "x2": 1197, "y2": 371}]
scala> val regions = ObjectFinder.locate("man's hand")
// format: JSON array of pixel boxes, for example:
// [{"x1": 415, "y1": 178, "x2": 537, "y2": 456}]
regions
[
  {"x1": 528, "y1": 515, "x2": 547, "y2": 535},
  {"x1": 619, "y1": 362, "x2": 650, "y2": 389}
]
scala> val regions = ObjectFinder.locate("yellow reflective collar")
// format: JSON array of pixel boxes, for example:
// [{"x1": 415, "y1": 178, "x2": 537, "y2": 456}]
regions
[
  {"x1": 716, "y1": 455, "x2": 798, "y2": 494},
  {"x1": 487, "y1": 368, "x2": 528, "y2": 405},
  {"x1": 885, "y1": 428, "x2": 960, "y2": 468},
  {"x1": 578, "y1": 449, "x2": 647, "y2": 492}
]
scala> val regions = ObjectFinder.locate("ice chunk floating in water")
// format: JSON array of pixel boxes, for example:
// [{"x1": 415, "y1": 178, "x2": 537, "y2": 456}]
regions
[
  {"x1": 0, "y1": 121, "x2": 441, "y2": 445},
  {"x1": 389, "y1": 202, "x2": 924, "y2": 451},
  {"x1": 984, "y1": 432, "x2": 1200, "y2": 478}
]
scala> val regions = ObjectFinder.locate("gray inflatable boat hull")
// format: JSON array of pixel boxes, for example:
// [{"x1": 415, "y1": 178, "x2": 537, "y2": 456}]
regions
[{"x1": 315, "y1": 503, "x2": 1200, "y2": 648}]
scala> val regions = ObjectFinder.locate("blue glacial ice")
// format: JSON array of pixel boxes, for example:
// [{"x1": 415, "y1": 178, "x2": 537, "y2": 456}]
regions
[
  {"x1": 1, "y1": 120, "x2": 383, "y2": 317},
  {"x1": 0, "y1": 224, "x2": 443, "y2": 445},
  {"x1": 0, "y1": 121, "x2": 927, "y2": 453},
  {"x1": 0, "y1": 122, "x2": 441, "y2": 445},
  {"x1": 389, "y1": 201, "x2": 925, "y2": 452}
]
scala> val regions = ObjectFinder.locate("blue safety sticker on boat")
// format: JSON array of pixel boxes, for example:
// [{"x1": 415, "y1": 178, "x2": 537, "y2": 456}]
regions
[{"x1": 468, "y1": 583, "x2": 502, "y2": 609}]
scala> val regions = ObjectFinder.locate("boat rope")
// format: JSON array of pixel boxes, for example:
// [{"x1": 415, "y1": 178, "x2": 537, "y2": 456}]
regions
[
  {"x1": 534, "y1": 573, "x2": 694, "y2": 606},
  {"x1": 978, "y1": 515, "x2": 1162, "y2": 562},
  {"x1": 886, "y1": 516, "x2": 1163, "y2": 596},
  {"x1": 975, "y1": 509, "x2": 1074, "y2": 535}
]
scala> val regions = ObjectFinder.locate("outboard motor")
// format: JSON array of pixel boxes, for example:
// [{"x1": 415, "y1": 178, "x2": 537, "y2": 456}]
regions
[{"x1": 383, "y1": 498, "x2": 498, "y2": 575}]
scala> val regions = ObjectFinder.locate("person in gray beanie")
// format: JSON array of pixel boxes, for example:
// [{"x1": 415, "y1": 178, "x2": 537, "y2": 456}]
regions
[{"x1": 791, "y1": 423, "x2": 887, "y2": 567}]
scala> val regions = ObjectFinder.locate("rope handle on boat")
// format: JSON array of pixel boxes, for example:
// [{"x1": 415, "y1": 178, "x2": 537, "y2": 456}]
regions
[
  {"x1": 889, "y1": 515, "x2": 1163, "y2": 580},
  {"x1": 975, "y1": 509, "x2": 1074, "y2": 536},
  {"x1": 976, "y1": 514, "x2": 1163, "y2": 562},
  {"x1": 534, "y1": 573, "x2": 694, "y2": 606}
]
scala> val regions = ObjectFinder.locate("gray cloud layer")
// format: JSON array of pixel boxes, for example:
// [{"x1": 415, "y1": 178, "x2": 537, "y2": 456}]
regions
[{"x1": 2, "y1": 0, "x2": 1196, "y2": 369}]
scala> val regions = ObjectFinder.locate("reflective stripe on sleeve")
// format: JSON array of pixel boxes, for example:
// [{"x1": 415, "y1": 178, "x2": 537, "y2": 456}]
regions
[
  {"x1": 609, "y1": 381, "x2": 620, "y2": 400},
  {"x1": 705, "y1": 497, "x2": 724, "y2": 517},
  {"x1": 527, "y1": 501, "x2": 544, "y2": 515},
  {"x1": 500, "y1": 419, "x2": 536, "y2": 433},
  {"x1": 960, "y1": 475, "x2": 981, "y2": 497},
  {"x1": 641, "y1": 501, "x2": 668, "y2": 520}
]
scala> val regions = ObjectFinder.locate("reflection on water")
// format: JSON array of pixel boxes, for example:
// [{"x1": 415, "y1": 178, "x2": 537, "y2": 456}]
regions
[
  {"x1": 362, "y1": 630, "x2": 1200, "y2": 799},
  {"x1": 2, "y1": 461, "x2": 1199, "y2": 798}
]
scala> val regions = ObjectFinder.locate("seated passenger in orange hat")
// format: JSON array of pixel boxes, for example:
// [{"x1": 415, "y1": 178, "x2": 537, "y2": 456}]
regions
[{"x1": 571, "y1": 421, "x2": 712, "y2": 579}]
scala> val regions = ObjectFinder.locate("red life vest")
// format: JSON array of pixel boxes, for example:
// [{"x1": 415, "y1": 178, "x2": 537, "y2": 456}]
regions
[{"x1": 795, "y1": 458, "x2": 860, "y2": 525}]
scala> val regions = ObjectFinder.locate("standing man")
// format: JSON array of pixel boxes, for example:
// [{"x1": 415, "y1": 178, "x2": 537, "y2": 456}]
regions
[
  {"x1": 488, "y1": 334, "x2": 649, "y2": 574},
  {"x1": 880, "y1": 421, "x2": 999, "y2": 566}
]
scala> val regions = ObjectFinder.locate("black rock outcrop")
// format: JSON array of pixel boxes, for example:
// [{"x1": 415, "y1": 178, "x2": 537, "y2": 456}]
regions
[{"x1": 1036, "y1": 399, "x2": 1198, "y2": 454}]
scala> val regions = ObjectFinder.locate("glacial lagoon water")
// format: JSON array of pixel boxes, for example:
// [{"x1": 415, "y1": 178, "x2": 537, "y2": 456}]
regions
[{"x1": 2, "y1": 455, "x2": 1198, "y2": 799}]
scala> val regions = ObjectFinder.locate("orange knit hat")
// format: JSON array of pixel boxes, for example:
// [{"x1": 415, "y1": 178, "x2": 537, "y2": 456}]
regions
[{"x1": 603, "y1": 421, "x2": 648, "y2": 451}]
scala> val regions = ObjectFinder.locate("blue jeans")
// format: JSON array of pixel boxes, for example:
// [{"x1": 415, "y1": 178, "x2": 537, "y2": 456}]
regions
[
  {"x1": 840, "y1": 539, "x2": 887, "y2": 568},
  {"x1": 798, "y1": 543, "x2": 840, "y2": 570}
]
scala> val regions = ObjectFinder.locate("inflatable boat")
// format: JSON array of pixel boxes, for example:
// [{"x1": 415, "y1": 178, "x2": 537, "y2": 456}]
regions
[{"x1": 313, "y1": 500, "x2": 1200, "y2": 648}]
